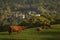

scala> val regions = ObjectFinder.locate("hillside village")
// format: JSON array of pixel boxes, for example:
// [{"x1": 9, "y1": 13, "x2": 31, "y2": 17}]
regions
[
  {"x1": 11, "y1": 7, "x2": 41, "y2": 19},
  {"x1": 0, "y1": 0, "x2": 60, "y2": 26}
]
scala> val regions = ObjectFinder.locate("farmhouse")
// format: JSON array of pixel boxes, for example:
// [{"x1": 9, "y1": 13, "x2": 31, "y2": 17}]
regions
[{"x1": 11, "y1": 7, "x2": 41, "y2": 19}]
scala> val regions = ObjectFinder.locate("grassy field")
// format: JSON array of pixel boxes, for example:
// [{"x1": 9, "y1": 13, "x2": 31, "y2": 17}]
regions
[{"x1": 0, "y1": 24, "x2": 60, "y2": 40}]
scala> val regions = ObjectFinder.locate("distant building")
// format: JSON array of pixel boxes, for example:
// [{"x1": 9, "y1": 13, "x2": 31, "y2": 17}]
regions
[
  {"x1": 11, "y1": 7, "x2": 41, "y2": 19},
  {"x1": 28, "y1": 11, "x2": 41, "y2": 16},
  {"x1": 35, "y1": 14, "x2": 41, "y2": 16}
]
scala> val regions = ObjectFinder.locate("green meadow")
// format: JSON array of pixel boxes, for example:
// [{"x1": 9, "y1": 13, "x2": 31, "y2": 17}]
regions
[{"x1": 0, "y1": 24, "x2": 60, "y2": 40}]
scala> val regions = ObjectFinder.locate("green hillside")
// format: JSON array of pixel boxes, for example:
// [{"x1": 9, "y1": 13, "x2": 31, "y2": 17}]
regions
[
  {"x1": 0, "y1": 24, "x2": 60, "y2": 40},
  {"x1": 0, "y1": 0, "x2": 60, "y2": 27}
]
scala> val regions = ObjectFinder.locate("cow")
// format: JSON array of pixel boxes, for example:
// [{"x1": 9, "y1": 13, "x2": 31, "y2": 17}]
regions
[
  {"x1": 8, "y1": 26, "x2": 25, "y2": 35},
  {"x1": 43, "y1": 24, "x2": 51, "y2": 29},
  {"x1": 37, "y1": 27, "x2": 42, "y2": 31}
]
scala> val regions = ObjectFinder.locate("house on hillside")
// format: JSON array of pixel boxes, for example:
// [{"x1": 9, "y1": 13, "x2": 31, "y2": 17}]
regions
[{"x1": 11, "y1": 7, "x2": 41, "y2": 19}]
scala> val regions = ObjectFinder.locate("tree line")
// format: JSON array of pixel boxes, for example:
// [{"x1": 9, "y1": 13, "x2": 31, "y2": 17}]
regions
[{"x1": 0, "y1": 0, "x2": 60, "y2": 31}]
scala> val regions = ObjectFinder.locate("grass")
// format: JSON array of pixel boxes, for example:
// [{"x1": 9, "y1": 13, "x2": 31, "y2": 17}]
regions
[{"x1": 0, "y1": 24, "x2": 60, "y2": 40}]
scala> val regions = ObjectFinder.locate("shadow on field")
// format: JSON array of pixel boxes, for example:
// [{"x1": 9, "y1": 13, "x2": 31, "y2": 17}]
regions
[
  {"x1": 0, "y1": 38, "x2": 26, "y2": 40},
  {"x1": 40, "y1": 31, "x2": 60, "y2": 40},
  {"x1": 37, "y1": 31, "x2": 60, "y2": 35},
  {"x1": 41, "y1": 37, "x2": 60, "y2": 40},
  {"x1": 0, "y1": 32, "x2": 8, "y2": 35},
  {"x1": 0, "y1": 32, "x2": 19, "y2": 35}
]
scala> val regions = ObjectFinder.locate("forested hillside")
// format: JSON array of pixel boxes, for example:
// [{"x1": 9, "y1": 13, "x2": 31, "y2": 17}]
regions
[{"x1": 0, "y1": 0, "x2": 60, "y2": 27}]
